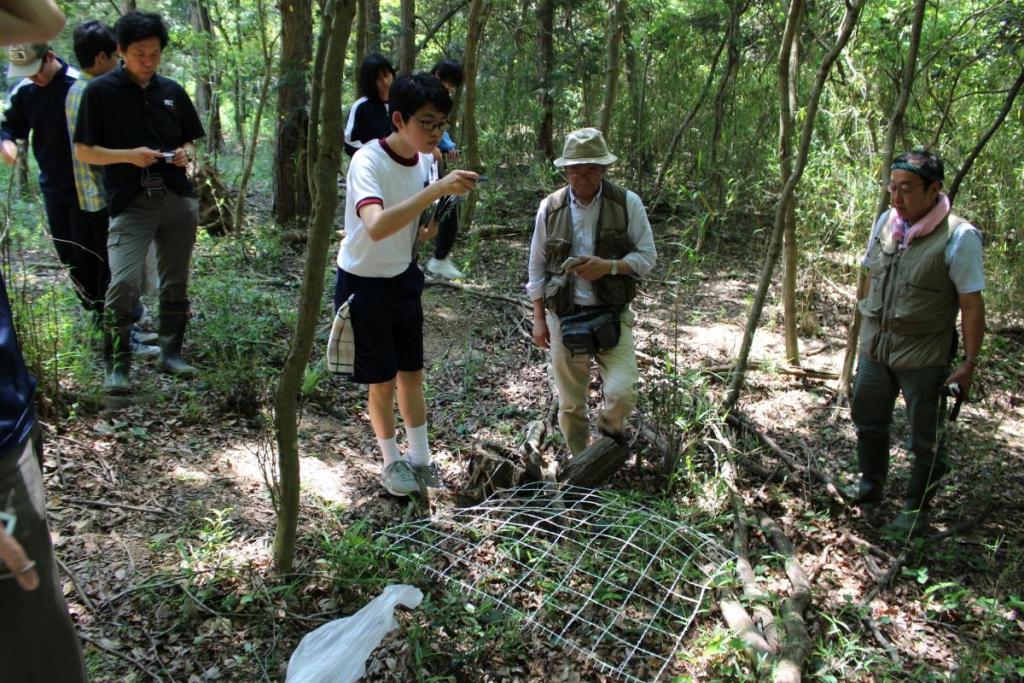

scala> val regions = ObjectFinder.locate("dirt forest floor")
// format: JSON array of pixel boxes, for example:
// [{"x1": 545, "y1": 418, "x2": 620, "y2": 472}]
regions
[{"x1": 21, "y1": 209, "x2": 1024, "y2": 681}]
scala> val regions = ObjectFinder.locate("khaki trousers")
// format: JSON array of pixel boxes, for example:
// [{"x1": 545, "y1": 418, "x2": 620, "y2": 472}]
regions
[{"x1": 547, "y1": 309, "x2": 638, "y2": 455}]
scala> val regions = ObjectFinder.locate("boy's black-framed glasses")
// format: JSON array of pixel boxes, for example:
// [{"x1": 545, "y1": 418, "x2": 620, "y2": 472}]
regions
[{"x1": 413, "y1": 117, "x2": 449, "y2": 133}]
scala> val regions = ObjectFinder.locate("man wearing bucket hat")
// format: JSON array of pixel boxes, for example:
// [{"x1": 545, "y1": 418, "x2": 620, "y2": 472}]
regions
[
  {"x1": 526, "y1": 128, "x2": 657, "y2": 456},
  {"x1": 849, "y1": 148, "x2": 985, "y2": 537},
  {"x1": 1, "y1": 41, "x2": 114, "y2": 321}
]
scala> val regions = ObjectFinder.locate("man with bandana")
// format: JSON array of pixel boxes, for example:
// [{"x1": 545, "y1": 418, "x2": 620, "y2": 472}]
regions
[{"x1": 849, "y1": 149, "x2": 985, "y2": 537}]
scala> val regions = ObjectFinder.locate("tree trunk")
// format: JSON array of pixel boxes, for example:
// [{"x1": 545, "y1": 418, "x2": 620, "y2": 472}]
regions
[
  {"x1": 232, "y1": 0, "x2": 247, "y2": 148},
  {"x1": 836, "y1": 0, "x2": 928, "y2": 403},
  {"x1": 459, "y1": 0, "x2": 489, "y2": 231},
  {"x1": 366, "y1": 0, "x2": 381, "y2": 53},
  {"x1": 353, "y1": 0, "x2": 367, "y2": 85},
  {"x1": 709, "y1": 0, "x2": 745, "y2": 176},
  {"x1": 597, "y1": 0, "x2": 627, "y2": 139},
  {"x1": 190, "y1": 0, "x2": 223, "y2": 153},
  {"x1": 272, "y1": 0, "x2": 356, "y2": 574},
  {"x1": 399, "y1": 0, "x2": 415, "y2": 73},
  {"x1": 725, "y1": 0, "x2": 865, "y2": 410},
  {"x1": 234, "y1": 0, "x2": 276, "y2": 233},
  {"x1": 780, "y1": 0, "x2": 801, "y2": 366},
  {"x1": 536, "y1": 0, "x2": 555, "y2": 161},
  {"x1": 272, "y1": 0, "x2": 313, "y2": 224}
]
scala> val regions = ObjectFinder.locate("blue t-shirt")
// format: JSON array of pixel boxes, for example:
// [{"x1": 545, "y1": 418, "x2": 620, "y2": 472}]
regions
[{"x1": 0, "y1": 270, "x2": 36, "y2": 459}]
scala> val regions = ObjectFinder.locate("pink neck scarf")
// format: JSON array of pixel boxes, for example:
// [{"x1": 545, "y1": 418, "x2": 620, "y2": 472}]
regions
[{"x1": 889, "y1": 193, "x2": 950, "y2": 249}]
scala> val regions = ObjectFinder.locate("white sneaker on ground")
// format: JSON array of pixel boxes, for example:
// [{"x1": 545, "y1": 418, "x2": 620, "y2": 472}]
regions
[
  {"x1": 134, "y1": 328, "x2": 158, "y2": 344},
  {"x1": 412, "y1": 462, "x2": 444, "y2": 489},
  {"x1": 131, "y1": 331, "x2": 160, "y2": 358},
  {"x1": 426, "y1": 257, "x2": 464, "y2": 279},
  {"x1": 381, "y1": 460, "x2": 421, "y2": 497}
]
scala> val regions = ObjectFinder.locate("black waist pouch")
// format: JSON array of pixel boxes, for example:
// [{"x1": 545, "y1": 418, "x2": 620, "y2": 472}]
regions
[{"x1": 560, "y1": 308, "x2": 620, "y2": 356}]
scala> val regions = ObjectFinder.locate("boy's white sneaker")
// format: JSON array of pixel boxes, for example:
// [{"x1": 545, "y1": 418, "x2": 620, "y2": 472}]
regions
[
  {"x1": 381, "y1": 460, "x2": 421, "y2": 497},
  {"x1": 412, "y1": 461, "x2": 444, "y2": 489},
  {"x1": 426, "y1": 257, "x2": 464, "y2": 279}
]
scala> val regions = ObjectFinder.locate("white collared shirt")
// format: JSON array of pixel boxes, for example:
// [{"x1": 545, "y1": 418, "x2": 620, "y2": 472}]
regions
[{"x1": 526, "y1": 184, "x2": 657, "y2": 305}]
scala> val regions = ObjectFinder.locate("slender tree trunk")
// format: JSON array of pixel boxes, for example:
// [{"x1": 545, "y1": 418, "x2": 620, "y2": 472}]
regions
[
  {"x1": 354, "y1": 0, "x2": 367, "y2": 83},
  {"x1": 232, "y1": 0, "x2": 246, "y2": 147},
  {"x1": 836, "y1": 0, "x2": 928, "y2": 403},
  {"x1": 190, "y1": 0, "x2": 223, "y2": 152},
  {"x1": 725, "y1": 0, "x2": 865, "y2": 410},
  {"x1": 709, "y1": 0, "x2": 746, "y2": 174},
  {"x1": 273, "y1": 0, "x2": 313, "y2": 224},
  {"x1": 780, "y1": 0, "x2": 801, "y2": 366},
  {"x1": 272, "y1": 0, "x2": 356, "y2": 574},
  {"x1": 234, "y1": 0, "x2": 277, "y2": 232},
  {"x1": 366, "y1": 0, "x2": 381, "y2": 52},
  {"x1": 597, "y1": 0, "x2": 628, "y2": 138},
  {"x1": 399, "y1": 0, "x2": 415, "y2": 73},
  {"x1": 459, "y1": 0, "x2": 489, "y2": 231},
  {"x1": 536, "y1": 0, "x2": 555, "y2": 161},
  {"x1": 307, "y1": 1, "x2": 332, "y2": 201}
]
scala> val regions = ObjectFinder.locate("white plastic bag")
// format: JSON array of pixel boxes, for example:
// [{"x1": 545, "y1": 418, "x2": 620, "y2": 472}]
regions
[{"x1": 285, "y1": 584, "x2": 423, "y2": 683}]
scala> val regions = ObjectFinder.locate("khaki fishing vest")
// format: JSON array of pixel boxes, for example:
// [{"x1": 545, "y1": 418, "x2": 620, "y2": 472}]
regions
[
  {"x1": 541, "y1": 179, "x2": 638, "y2": 316},
  {"x1": 858, "y1": 212, "x2": 964, "y2": 369}
]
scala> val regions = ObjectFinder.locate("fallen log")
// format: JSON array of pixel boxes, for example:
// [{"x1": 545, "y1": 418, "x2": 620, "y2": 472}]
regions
[{"x1": 557, "y1": 436, "x2": 629, "y2": 488}]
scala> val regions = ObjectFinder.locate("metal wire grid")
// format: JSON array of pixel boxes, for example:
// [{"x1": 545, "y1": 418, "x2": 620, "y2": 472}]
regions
[{"x1": 381, "y1": 482, "x2": 732, "y2": 682}]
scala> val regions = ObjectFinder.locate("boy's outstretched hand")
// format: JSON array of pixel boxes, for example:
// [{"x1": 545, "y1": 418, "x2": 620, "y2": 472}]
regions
[{"x1": 438, "y1": 169, "x2": 479, "y2": 197}]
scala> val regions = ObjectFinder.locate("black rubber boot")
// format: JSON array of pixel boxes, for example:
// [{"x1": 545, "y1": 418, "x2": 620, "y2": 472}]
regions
[
  {"x1": 104, "y1": 328, "x2": 132, "y2": 393},
  {"x1": 157, "y1": 311, "x2": 197, "y2": 377}
]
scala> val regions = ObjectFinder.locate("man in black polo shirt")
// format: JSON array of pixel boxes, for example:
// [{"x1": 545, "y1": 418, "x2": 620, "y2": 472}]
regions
[
  {"x1": 1, "y1": 41, "x2": 111, "y2": 317},
  {"x1": 74, "y1": 10, "x2": 205, "y2": 391}
]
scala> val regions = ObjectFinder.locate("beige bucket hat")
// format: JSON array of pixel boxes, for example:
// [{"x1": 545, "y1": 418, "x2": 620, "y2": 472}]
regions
[{"x1": 553, "y1": 127, "x2": 618, "y2": 167}]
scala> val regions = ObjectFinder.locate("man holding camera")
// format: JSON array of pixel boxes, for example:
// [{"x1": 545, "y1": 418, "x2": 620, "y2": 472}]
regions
[
  {"x1": 74, "y1": 10, "x2": 204, "y2": 391},
  {"x1": 849, "y1": 149, "x2": 985, "y2": 537},
  {"x1": 527, "y1": 128, "x2": 656, "y2": 456}
]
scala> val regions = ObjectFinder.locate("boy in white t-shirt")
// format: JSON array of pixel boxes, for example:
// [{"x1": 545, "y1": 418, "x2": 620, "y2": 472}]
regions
[{"x1": 334, "y1": 73, "x2": 478, "y2": 497}]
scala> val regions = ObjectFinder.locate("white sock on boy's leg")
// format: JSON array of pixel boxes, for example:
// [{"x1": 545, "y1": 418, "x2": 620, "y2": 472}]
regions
[
  {"x1": 406, "y1": 423, "x2": 430, "y2": 466},
  {"x1": 378, "y1": 436, "x2": 401, "y2": 467}
]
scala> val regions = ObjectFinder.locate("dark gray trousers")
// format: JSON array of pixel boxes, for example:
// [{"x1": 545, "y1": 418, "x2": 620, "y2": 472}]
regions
[
  {"x1": 851, "y1": 354, "x2": 949, "y2": 509},
  {"x1": 0, "y1": 434, "x2": 87, "y2": 682},
  {"x1": 106, "y1": 191, "x2": 198, "y2": 331}
]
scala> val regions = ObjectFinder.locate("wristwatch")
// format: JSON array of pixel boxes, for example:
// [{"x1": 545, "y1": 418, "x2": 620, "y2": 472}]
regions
[
  {"x1": 610, "y1": 259, "x2": 618, "y2": 276},
  {"x1": 964, "y1": 355, "x2": 980, "y2": 367}
]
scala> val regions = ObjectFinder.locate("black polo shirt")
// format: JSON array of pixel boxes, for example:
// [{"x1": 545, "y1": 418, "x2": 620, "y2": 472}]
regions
[
  {"x1": 0, "y1": 59, "x2": 79, "y2": 203},
  {"x1": 74, "y1": 65, "x2": 204, "y2": 216}
]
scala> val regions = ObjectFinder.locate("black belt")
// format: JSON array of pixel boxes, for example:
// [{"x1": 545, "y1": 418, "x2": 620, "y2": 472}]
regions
[{"x1": 568, "y1": 304, "x2": 607, "y2": 315}]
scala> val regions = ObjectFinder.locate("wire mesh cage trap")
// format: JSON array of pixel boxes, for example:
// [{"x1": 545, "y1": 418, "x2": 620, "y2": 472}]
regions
[{"x1": 381, "y1": 482, "x2": 733, "y2": 682}]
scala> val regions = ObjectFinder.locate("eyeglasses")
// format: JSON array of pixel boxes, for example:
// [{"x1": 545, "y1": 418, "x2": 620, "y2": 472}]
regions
[
  {"x1": 412, "y1": 117, "x2": 449, "y2": 133},
  {"x1": 882, "y1": 181, "x2": 922, "y2": 195}
]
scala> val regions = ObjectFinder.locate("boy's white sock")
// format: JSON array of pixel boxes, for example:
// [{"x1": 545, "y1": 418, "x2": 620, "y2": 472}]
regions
[
  {"x1": 406, "y1": 423, "x2": 430, "y2": 466},
  {"x1": 378, "y1": 436, "x2": 401, "y2": 467}
]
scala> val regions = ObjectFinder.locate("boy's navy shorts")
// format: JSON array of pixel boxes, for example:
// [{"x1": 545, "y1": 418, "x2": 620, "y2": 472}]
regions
[{"x1": 333, "y1": 264, "x2": 424, "y2": 384}]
